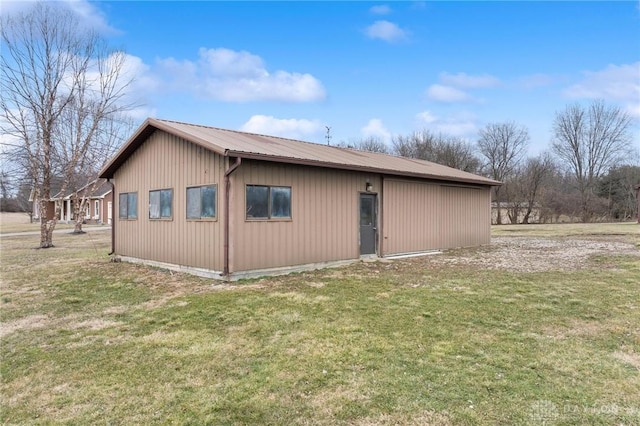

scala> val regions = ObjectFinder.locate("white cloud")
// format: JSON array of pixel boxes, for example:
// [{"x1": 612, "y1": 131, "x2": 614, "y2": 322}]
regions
[
  {"x1": 240, "y1": 115, "x2": 323, "y2": 140},
  {"x1": 157, "y1": 48, "x2": 326, "y2": 103},
  {"x1": 156, "y1": 57, "x2": 197, "y2": 82},
  {"x1": 415, "y1": 110, "x2": 478, "y2": 138},
  {"x1": 626, "y1": 103, "x2": 640, "y2": 119},
  {"x1": 370, "y1": 5, "x2": 392, "y2": 15},
  {"x1": 198, "y1": 48, "x2": 265, "y2": 77},
  {"x1": 78, "y1": 53, "x2": 160, "y2": 97},
  {"x1": 60, "y1": 52, "x2": 158, "y2": 121},
  {"x1": 0, "y1": 0, "x2": 118, "y2": 35},
  {"x1": 433, "y1": 119, "x2": 478, "y2": 138},
  {"x1": 426, "y1": 84, "x2": 473, "y2": 103},
  {"x1": 121, "y1": 54, "x2": 162, "y2": 94},
  {"x1": 425, "y1": 72, "x2": 501, "y2": 103},
  {"x1": 563, "y1": 62, "x2": 640, "y2": 117},
  {"x1": 361, "y1": 118, "x2": 391, "y2": 142},
  {"x1": 64, "y1": 0, "x2": 118, "y2": 35},
  {"x1": 439, "y1": 72, "x2": 500, "y2": 89},
  {"x1": 127, "y1": 106, "x2": 157, "y2": 122},
  {"x1": 416, "y1": 110, "x2": 438, "y2": 124},
  {"x1": 365, "y1": 20, "x2": 408, "y2": 43}
]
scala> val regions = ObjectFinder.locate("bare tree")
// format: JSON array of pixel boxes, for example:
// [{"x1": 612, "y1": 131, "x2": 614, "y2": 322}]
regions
[
  {"x1": 477, "y1": 122, "x2": 529, "y2": 224},
  {"x1": 56, "y1": 106, "x2": 134, "y2": 233},
  {"x1": 393, "y1": 131, "x2": 436, "y2": 159},
  {"x1": 1, "y1": 3, "x2": 134, "y2": 246},
  {"x1": 0, "y1": 170, "x2": 11, "y2": 211},
  {"x1": 505, "y1": 153, "x2": 555, "y2": 224},
  {"x1": 552, "y1": 100, "x2": 635, "y2": 222},
  {"x1": 338, "y1": 136, "x2": 390, "y2": 153},
  {"x1": 393, "y1": 130, "x2": 481, "y2": 173},
  {"x1": 434, "y1": 135, "x2": 482, "y2": 173},
  {"x1": 597, "y1": 164, "x2": 640, "y2": 221},
  {"x1": 547, "y1": 170, "x2": 593, "y2": 223}
]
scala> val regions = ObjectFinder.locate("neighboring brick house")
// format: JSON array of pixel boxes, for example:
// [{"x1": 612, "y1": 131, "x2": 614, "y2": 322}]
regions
[{"x1": 32, "y1": 179, "x2": 113, "y2": 224}]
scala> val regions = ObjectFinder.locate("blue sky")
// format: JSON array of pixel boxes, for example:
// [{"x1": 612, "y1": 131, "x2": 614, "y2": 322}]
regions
[{"x1": 4, "y1": 1, "x2": 640, "y2": 155}]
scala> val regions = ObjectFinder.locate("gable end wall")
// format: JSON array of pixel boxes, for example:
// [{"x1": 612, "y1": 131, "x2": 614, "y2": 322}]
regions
[{"x1": 113, "y1": 130, "x2": 226, "y2": 272}]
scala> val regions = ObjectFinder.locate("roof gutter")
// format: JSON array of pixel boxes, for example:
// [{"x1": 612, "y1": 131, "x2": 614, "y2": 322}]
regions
[
  {"x1": 223, "y1": 156, "x2": 242, "y2": 279},
  {"x1": 106, "y1": 178, "x2": 115, "y2": 255},
  {"x1": 379, "y1": 174, "x2": 385, "y2": 257}
]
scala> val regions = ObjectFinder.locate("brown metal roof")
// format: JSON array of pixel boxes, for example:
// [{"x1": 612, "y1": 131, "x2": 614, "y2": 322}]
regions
[
  {"x1": 52, "y1": 179, "x2": 112, "y2": 200},
  {"x1": 100, "y1": 118, "x2": 501, "y2": 186}
]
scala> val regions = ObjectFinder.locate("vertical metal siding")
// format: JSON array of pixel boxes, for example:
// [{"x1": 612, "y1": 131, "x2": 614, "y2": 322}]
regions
[
  {"x1": 112, "y1": 130, "x2": 491, "y2": 274},
  {"x1": 382, "y1": 179, "x2": 441, "y2": 254},
  {"x1": 113, "y1": 131, "x2": 225, "y2": 271},
  {"x1": 438, "y1": 185, "x2": 491, "y2": 249},
  {"x1": 382, "y1": 179, "x2": 491, "y2": 255},
  {"x1": 230, "y1": 161, "x2": 380, "y2": 272}
]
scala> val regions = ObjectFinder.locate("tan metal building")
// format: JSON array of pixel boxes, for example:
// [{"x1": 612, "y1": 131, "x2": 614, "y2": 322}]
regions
[{"x1": 100, "y1": 118, "x2": 500, "y2": 280}]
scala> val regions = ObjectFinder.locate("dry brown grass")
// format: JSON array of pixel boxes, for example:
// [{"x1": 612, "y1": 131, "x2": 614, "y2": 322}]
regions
[
  {"x1": 0, "y1": 212, "x2": 78, "y2": 234},
  {"x1": 0, "y1": 212, "x2": 31, "y2": 224}
]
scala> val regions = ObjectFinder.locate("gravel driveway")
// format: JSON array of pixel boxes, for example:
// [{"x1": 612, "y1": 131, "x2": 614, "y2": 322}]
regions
[{"x1": 431, "y1": 236, "x2": 639, "y2": 273}]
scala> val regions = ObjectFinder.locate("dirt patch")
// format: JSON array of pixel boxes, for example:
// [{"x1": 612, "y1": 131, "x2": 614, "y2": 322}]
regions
[
  {"x1": 430, "y1": 237, "x2": 639, "y2": 273},
  {"x1": 612, "y1": 351, "x2": 640, "y2": 369},
  {"x1": 0, "y1": 314, "x2": 50, "y2": 338},
  {"x1": 1, "y1": 313, "x2": 121, "y2": 338},
  {"x1": 70, "y1": 319, "x2": 121, "y2": 331}
]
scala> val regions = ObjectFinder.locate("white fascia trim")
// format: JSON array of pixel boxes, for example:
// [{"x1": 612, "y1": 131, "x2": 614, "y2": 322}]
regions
[{"x1": 384, "y1": 250, "x2": 442, "y2": 260}]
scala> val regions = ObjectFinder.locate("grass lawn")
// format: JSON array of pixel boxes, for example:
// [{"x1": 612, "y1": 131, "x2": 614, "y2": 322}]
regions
[
  {"x1": 491, "y1": 221, "x2": 640, "y2": 239},
  {"x1": 1, "y1": 224, "x2": 639, "y2": 424},
  {"x1": 0, "y1": 213, "x2": 76, "y2": 234}
]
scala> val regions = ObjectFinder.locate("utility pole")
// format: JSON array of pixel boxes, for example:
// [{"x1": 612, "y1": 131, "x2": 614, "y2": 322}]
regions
[{"x1": 325, "y1": 126, "x2": 332, "y2": 146}]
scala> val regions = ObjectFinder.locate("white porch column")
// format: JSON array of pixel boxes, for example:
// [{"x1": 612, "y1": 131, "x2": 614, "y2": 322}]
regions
[{"x1": 66, "y1": 199, "x2": 71, "y2": 222}]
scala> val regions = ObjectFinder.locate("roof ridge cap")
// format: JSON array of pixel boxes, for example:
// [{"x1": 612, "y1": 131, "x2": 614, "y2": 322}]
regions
[{"x1": 154, "y1": 118, "x2": 364, "y2": 152}]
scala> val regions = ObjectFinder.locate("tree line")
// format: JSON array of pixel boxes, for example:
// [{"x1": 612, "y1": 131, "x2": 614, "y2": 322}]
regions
[
  {"x1": 1, "y1": 2, "x2": 638, "y2": 251},
  {"x1": 339, "y1": 100, "x2": 638, "y2": 224}
]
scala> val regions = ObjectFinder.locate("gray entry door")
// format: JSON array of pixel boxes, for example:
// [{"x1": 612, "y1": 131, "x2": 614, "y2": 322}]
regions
[{"x1": 359, "y1": 193, "x2": 377, "y2": 255}]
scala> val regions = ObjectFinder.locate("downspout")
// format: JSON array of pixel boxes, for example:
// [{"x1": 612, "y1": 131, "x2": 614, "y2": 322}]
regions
[
  {"x1": 223, "y1": 156, "x2": 242, "y2": 279},
  {"x1": 379, "y1": 174, "x2": 384, "y2": 257},
  {"x1": 106, "y1": 178, "x2": 115, "y2": 255}
]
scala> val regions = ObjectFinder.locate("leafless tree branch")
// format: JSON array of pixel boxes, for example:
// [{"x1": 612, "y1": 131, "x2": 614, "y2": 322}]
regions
[{"x1": 1, "y1": 2, "x2": 135, "y2": 246}]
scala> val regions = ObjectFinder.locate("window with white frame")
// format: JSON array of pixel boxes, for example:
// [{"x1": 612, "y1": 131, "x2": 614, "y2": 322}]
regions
[
  {"x1": 94, "y1": 200, "x2": 99, "y2": 219},
  {"x1": 149, "y1": 188, "x2": 173, "y2": 220}
]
